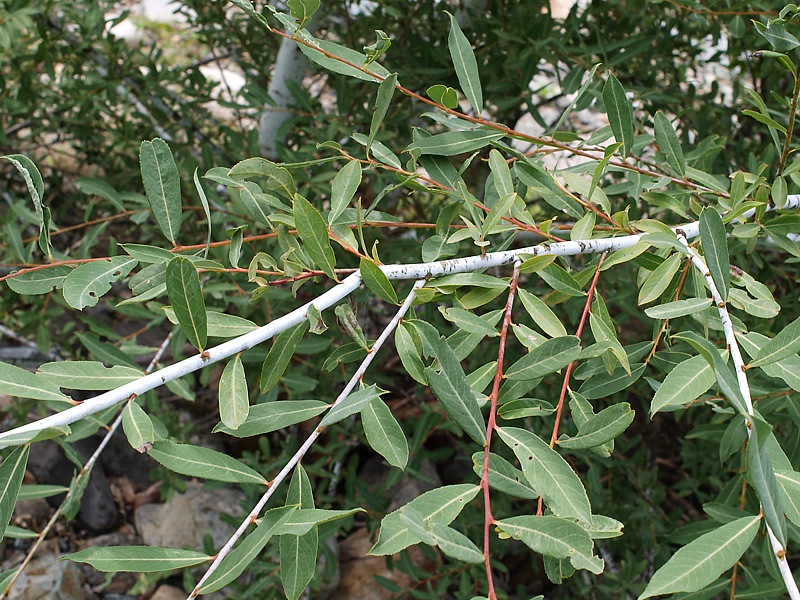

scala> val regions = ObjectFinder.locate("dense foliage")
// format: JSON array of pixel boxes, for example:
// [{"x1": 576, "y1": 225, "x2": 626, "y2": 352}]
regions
[{"x1": 2, "y1": 1, "x2": 800, "y2": 598}]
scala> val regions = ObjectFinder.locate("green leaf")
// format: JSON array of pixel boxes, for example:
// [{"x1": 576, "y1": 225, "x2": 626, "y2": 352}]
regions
[
  {"x1": 654, "y1": 112, "x2": 685, "y2": 176},
  {"x1": 496, "y1": 515, "x2": 603, "y2": 574},
  {"x1": 446, "y1": 12, "x2": 483, "y2": 112},
  {"x1": 6, "y1": 265, "x2": 72, "y2": 295},
  {"x1": 199, "y1": 506, "x2": 297, "y2": 593},
  {"x1": 360, "y1": 259, "x2": 398, "y2": 304},
  {"x1": 2, "y1": 154, "x2": 51, "y2": 258},
  {"x1": 539, "y1": 264, "x2": 585, "y2": 297},
  {"x1": 0, "y1": 362, "x2": 69, "y2": 402},
  {"x1": 0, "y1": 445, "x2": 30, "y2": 540},
  {"x1": 63, "y1": 257, "x2": 138, "y2": 310},
  {"x1": 275, "y1": 508, "x2": 364, "y2": 536},
  {"x1": 602, "y1": 73, "x2": 634, "y2": 156},
  {"x1": 644, "y1": 298, "x2": 712, "y2": 320},
  {"x1": 320, "y1": 384, "x2": 385, "y2": 427},
  {"x1": 505, "y1": 336, "x2": 581, "y2": 381},
  {"x1": 369, "y1": 484, "x2": 480, "y2": 555},
  {"x1": 260, "y1": 322, "x2": 308, "y2": 393},
  {"x1": 517, "y1": 289, "x2": 567, "y2": 338},
  {"x1": 471, "y1": 452, "x2": 537, "y2": 499},
  {"x1": 405, "y1": 129, "x2": 504, "y2": 156},
  {"x1": 497, "y1": 427, "x2": 592, "y2": 523},
  {"x1": 772, "y1": 175, "x2": 788, "y2": 209},
  {"x1": 363, "y1": 29, "x2": 391, "y2": 67},
  {"x1": 638, "y1": 253, "x2": 682, "y2": 305},
  {"x1": 747, "y1": 417, "x2": 786, "y2": 547},
  {"x1": 428, "y1": 522, "x2": 483, "y2": 564},
  {"x1": 37, "y1": 361, "x2": 143, "y2": 390},
  {"x1": 639, "y1": 516, "x2": 760, "y2": 599},
  {"x1": 699, "y1": 208, "x2": 730, "y2": 301},
  {"x1": 0, "y1": 426, "x2": 71, "y2": 450},
  {"x1": 649, "y1": 355, "x2": 716, "y2": 416},
  {"x1": 362, "y1": 398, "x2": 408, "y2": 469},
  {"x1": 775, "y1": 469, "x2": 800, "y2": 528},
  {"x1": 219, "y1": 354, "x2": 249, "y2": 431},
  {"x1": 672, "y1": 332, "x2": 747, "y2": 414},
  {"x1": 577, "y1": 363, "x2": 645, "y2": 400},
  {"x1": 750, "y1": 314, "x2": 800, "y2": 368},
  {"x1": 395, "y1": 322, "x2": 427, "y2": 385},
  {"x1": 293, "y1": 195, "x2": 337, "y2": 280},
  {"x1": 213, "y1": 400, "x2": 328, "y2": 437},
  {"x1": 329, "y1": 160, "x2": 362, "y2": 225},
  {"x1": 368, "y1": 73, "x2": 397, "y2": 155},
  {"x1": 164, "y1": 308, "x2": 258, "y2": 338},
  {"x1": 120, "y1": 244, "x2": 174, "y2": 264},
  {"x1": 64, "y1": 546, "x2": 211, "y2": 573},
  {"x1": 426, "y1": 84, "x2": 458, "y2": 109},
  {"x1": 192, "y1": 168, "x2": 213, "y2": 258},
  {"x1": 228, "y1": 157, "x2": 295, "y2": 199},
  {"x1": 287, "y1": 0, "x2": 319, "y2": 29},
  {"x1": 122, "y1": 401, "x2": 155, "y2": 452},
  {"x1": 558, "y1": 403, "x2": 634, "y2": 449},
  {"x1": 139, "y1": 138, "x2": 182, "y2": 245},
  {"x1": 424, "y1": 334, "x2": 487, "y2": 444},
  {"x1": 281, "y1": 465, "x2": 317, "y2": 600},
  {"x1": 440, "y1": 307, "x2": 499, "y2": 337},
  {"x1": 754, "y1": 19, "x2": 800, "y2": 52},
  {"x1": 166, "y1": 256, "x2": 207, "y2": 351},
  {"x1": 17, "y1": 484, "x2": 70, "y2": 501},
  {"x1": 148, "y1": 440, "x2": 268, "y2": 485}
]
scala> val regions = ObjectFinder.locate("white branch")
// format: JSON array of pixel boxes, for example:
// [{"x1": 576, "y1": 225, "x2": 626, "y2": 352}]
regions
[
  {"x1": 678, "y1": 235, "x2": 800, "y2": 600},
  {"x1": 187, "y1": 279, "x2": 425, "y2": 599},
  {"x1": 1, "y1": 195, "x2": 798, "y2": 445}
]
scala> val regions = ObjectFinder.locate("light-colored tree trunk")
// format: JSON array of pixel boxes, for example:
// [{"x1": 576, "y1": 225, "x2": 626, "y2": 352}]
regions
[{"x1": 258, "y1": 14, "x2": 320, "y2": 159}]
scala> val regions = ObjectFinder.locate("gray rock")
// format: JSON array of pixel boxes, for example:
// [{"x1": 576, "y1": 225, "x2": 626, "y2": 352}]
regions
[
  {"x1": 5, "y1": 553, "x2": 90, "y2": 600},
  {"x1": 134, "y1": 481, "x2": 244, "y2": 551}
]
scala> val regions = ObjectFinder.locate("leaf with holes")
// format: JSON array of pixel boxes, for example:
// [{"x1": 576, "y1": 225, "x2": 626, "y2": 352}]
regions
[
  {"x1": 63, "y1": 257, "x2": 138, "y2": 310},
  {"x1": 6, "y1": 265, "x2": 72, "y2": 295}
]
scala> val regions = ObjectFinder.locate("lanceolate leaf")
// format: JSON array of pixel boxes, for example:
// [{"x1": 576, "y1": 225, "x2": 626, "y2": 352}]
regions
[
  {"x1": 148, "y1": 440, "x2": 268, "y2": 485},
  {"x1": 602, "y1": 73, "x2": 634, "y2": 156},
  {"x1": 193, "y1": 168, "x2": 212, "y2": 258},
  {"x1": 6, "y1": 265, "x2": 72, "y2": 295},
  {"x1": 699, "y1": 208, "x2": 730, "y2": 301},
  {"x1": 228, "y1": 157, "x2": 295, "y2": 199},
  {"x1": 0, "y1": 362, "x2": 69, "y2": 402},
  {"x1": 747, "y1": 418, "x2": 786, "y2": 547},
  {"x1": 517, "y1": 289, "x2": 567, "y2": 338},
  {"x1": 471, "y1": 452, "x2": 537, "y2": 499},
  {"x1": 166, "y1": 256, "x2": 207, "y2": 351},
  {"x1": 638, "y1": 253, "x2": 682, "y2": 305},
  {"x1": 139, "y1": 138, "x2": 182, "y2": 245},
  {"x1": 329, "y1": 159, "x2": 362, "y2": 225},
  {"x1": 63, "y1": 257, "x2": 138, "y2": 310},
  {"x1": 320, "y1": 384, "x2": 385, "y2": 427},
  {"x1": 367, "y1": 73, "x2": 397, "y2": 156},
  {"x1": 293, "y1": 195, "x2": 337, "y2": 280},
  {"x1": 64, "y1": 546, "x2": 211, "y2": 573},
  {"x1": 650, "y1": 355, "x2": 716, "y2": 416},
  {"x1": 654, "y1": 111, "x2": 685, "y2": 176},
  {"x1": 0, "y1": 445, "x2": 30, "y2": 540},
  {"x1": 395, "y1": 322, "x2": 427, "y2": 384},
  {"x1": 558, "y1": 403, "x2": 634, "y2": 450},
  {"x1": 213, "y1": 400, "x2": 328, "y2": 437},
  {"x1": 261, "y1": 322, "x2": 308, "y2": 393},
  {"x1": 199, "y1": 506, "x2": 297, "y2": 594},
  {"x1": 362, "y1": 398, "x2": 408, "y2": 469},
  {"x1": 369, "y1": 484, "x2": 480, "y2": 555},
  {"x1": 425, "y1": 350, "x2": 487, "y2": 445},
  {"x1": 2, "y1": 154, "x2": 51, "y2": 257},
  {"x1": 281, "y1": 465, "x2": 317, "y2": 600},
  {"x1": 505, "y1": 336, "x2": 580, "y2": 381},
  {"x1": 37, "y1": 362, "x2": 143, "y2": 390},
  {"x1": 750, "y1": 314, "x2": 800, "y2": 368},
  {"x1": 360, "y1": 258, "x2": 398, "y2": 304},
  {"x1": 219, "y1": 354, "x2": 249, "y2": 430},
  {"x1": 405, "y1": 129, "x2": 504, "y2": 157},
  {"x1": 497, "y1": 427, "x2": 592, "y2": 523},
  {"x1": 639, "y1": 516, "x2": 760, "y2": 599},
  {"x1": 644, "y1": 298, "x2": 712, "y2": 320},
  {"x1": 122, "y1": 401, "x2": 155, "y2": 452},
  {"x1": 496, "y1": 516, "x2": 603, "y2": 574},
  {"x1": 446, "y1": 12, "x2": 483, "y2": 112}
]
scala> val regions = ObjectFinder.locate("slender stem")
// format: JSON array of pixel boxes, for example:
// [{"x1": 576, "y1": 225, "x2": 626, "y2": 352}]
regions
[
  {"x1": 677, "y1": 235, "x2": 800, "y2": 600},
  {"x1": 480, "y1": 262, "x2": 520, "y2": 600},
  {"x1": 188, "y1": 280, "x2": 426, "y2": 598},
  {"x1": 778, "y1": 72, "x2": 800, "y2": 176},
  {"x1": 0, "y1": 332, "x2": 173, "y2": 600},
  {"x1": 538, "y1": 254, "x2": 606, "y2": 516}
]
